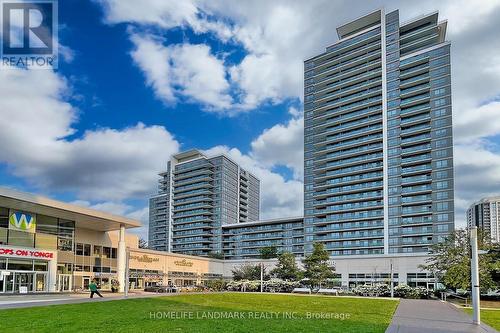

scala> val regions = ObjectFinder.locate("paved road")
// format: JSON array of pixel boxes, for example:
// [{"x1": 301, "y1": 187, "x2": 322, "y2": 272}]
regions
[
  {"x1": 0, "y1": 291, "x2": 169, "y2": 310},
  {"x1": 386, "y1": 299, "x2": 498, "y2": 333}
]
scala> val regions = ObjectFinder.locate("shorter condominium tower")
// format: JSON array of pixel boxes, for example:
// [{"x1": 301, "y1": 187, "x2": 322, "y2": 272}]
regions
[
  {"x1": 149, "y1": 150, "x2": 260, "y2": 256},
  {"x1": 467, "y1": 197, "x2": 500, "y2": 243}
]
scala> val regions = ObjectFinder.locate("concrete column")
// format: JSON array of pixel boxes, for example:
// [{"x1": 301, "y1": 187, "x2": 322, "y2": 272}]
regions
[
  {"x1": 48, "y1": 252, "x2": 58, "y2": 292},
  {"x1": 117, "y1": 224, "x2": 126, "y2": 292}
]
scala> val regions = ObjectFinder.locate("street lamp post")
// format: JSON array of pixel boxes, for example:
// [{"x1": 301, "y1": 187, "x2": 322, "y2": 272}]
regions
[
  {"x1": 470, "y1": 227, "x2": 480, "y2": 325},
  {"x1": 124, "y1": 248, "x2": 130, "y2": 298},
  {"x1": 390, "y1": 259, "x2": 394, "y2": 298}
]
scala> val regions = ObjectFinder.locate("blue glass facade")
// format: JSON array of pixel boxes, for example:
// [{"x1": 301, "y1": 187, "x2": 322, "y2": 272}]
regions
[{"x1": 304, "y1": 9, "x2": 454, "y2": 256}]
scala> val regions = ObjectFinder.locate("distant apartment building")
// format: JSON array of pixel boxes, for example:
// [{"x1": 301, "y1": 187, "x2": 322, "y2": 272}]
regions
[
  {"x1": 467, "y1": 197, "x2": 500, "y2": 243},
  {"x1": 303, "y1": 9, "x2": 455, "y2": 256},
  {"x1": 149, "y1": 150, "x2": 260, "y2": 256},
  {"x1": 222, "y1": 217, "x2": 304, "y2": 259}
]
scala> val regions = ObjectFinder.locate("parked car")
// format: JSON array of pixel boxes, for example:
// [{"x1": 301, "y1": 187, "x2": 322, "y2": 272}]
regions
[
  {"x1": 144, "y1": 285, "x2": 178, "y2": 293},
  {"x1": 485, "y1": 289, "x2": 500, "y2": 296}
]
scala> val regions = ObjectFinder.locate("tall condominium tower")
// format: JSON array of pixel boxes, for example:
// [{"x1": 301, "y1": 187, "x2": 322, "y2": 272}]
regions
[
  {"x1": 303, "y1": 9, "x2": 454, "y2": 256},
  {"x1": 467, "y1": 197, "x2": 500, "y2": 243},
  {"x1": 149, "y1": 150, "x2": 260, "y2": 256}
]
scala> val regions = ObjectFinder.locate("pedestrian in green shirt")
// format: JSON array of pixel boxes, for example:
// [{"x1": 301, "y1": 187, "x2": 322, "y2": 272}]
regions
[{"x1": 89, "y1": 279, "x2": 103, "y2": 298}]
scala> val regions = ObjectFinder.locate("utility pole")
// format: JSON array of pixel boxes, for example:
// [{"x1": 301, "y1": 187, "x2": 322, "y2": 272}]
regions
[{"x1": 470, "y1": 226, "x2": 480, "y2": 325}]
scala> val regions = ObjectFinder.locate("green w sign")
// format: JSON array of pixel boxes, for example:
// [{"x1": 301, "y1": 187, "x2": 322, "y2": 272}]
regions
[{"x1": 9, "y1": 212, "x2": 36, "y2": 233}]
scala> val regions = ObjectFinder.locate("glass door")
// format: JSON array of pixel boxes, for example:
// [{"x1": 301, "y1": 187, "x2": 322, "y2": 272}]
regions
[
  {"x1": 4, "y1": 274, "x2": 14, "y2": 293},
  {"x1": 83, "y1": 277, "x2": 91, "y2": 290},
  {"x1": 35, "y1": 273, "x2": 47, "y2": 292},
  {"x1": 15, "y1": 273, "x2": 34, "y2": 293}
]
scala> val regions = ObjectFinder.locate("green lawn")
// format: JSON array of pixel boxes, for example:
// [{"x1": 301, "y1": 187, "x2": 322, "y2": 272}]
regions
[
  {"x1": 464, "y1": 308, "x2": 500, "y2": 331},
  {"x1": 0, "y1": 293, "x2": 398, "y2": 333}
]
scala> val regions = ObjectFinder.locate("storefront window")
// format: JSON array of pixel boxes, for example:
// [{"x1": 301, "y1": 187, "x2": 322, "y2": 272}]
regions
[
  {"x1": 94, "y1": 246, "x2": 102, "y2": 256},
  {"x1": 103, "y1": 247, "x2": 111, "y2": 258},
  {"x1": 76, "y1": 243, "x2": 83, "y2": 255},
  {"x1": 0, "y1": 207, "x2": 8, "y2": 229},
  {"x1": 37, "y1": 215, "x2": 58, "y2": 234},
  {"x1": 34, "y1": 261, "x2": 48, "y2": 272},
  {"x1": 8, "y1": 230, "x2": 35, "y2": 247},
  {"x1": 7, "y1": 259, "x2": 33, "y2": 271},
  {"x1": 0, "y1": 227, "x2": 7, "y2": 245},
  {"x1": 35, "y1": 233, "x2": 58, "y2": 250},
  {"x1": 58, "y1": 238, "x2": 73, "y2": 252},
  {"x1": 0, "y1": 258, "x2": 6, "y2": 269},
  {"x1": 111, "y1": 248, "x2": 117, "y2": 259}
]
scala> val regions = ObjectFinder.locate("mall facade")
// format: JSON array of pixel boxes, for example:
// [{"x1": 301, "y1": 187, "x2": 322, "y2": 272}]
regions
[{"x1": 0, "y1": 187, "x2": 224, "y2": 293}]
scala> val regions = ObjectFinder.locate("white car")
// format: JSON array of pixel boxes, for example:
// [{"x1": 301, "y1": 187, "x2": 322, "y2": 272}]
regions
[{"x1": 485, "y1": 289, "x2": 500, "y2": 297}]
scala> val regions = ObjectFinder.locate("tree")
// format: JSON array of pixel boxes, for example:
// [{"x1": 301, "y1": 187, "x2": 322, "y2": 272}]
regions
[
  {"x1": 303, "y1": 242, "x2": 335, "y2": 288},
  {"x1": 232, "y1": 263, "x2": 268, "y2": 281},
  {"x1": 138, "y1": 238, "x2": 148, "y2": 249},
  {"x1": 271, "y1": 252, "x2": 303, "y2": 281},
  {"x1": 420, "y1": 229, "x2": 499, "y2": 292},
  {"x1": 259, "y1": 246, "x2": 278, "y2": 259}
]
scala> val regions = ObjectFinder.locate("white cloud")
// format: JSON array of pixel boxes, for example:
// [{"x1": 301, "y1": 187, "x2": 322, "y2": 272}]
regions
[
  {"x1": 129, "y1": 34, "x2": 175, "y2": 102},
  {"x1": 454, "y1": 141, "x2": 500, "y2": 226},
  {"x1": 250, "y1": 112, "x2": 304, "y2": 180},
  {"x1": 454, "y1": 101, "x2": 500, "y2": 144},
  {"x1": 130, "y1": 34, "x2": 233, "y2": 111},
  {"x1": 0, "y1": 68, "x2": 180, "y2": 201},
  {"x1": 97, "y1": 0, "x2": 200, "y2": 30},
  {"x1": 204, "y1": 146, "x2": 303, "y2": 219}
]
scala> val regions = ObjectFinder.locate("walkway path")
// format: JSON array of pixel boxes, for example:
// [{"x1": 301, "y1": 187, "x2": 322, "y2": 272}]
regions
[
  {"x1": 386, "y1": 299, "x2": 498, "y2": 333},
  {"x1": 0, "y1": 291, "x2": 169, "y2": 310}
]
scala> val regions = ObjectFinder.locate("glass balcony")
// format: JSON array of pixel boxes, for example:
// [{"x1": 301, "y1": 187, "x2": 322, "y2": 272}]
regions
[
  {"x1": 316, "y1": 143, "x2": 383, "y2": 162},
  {"x1": 317, "y1": 171, "x2": 383, "y2": 187},
  {"x1": 401, "y1": 194, "x2": 432, "y2": 204},
  {"x1": 314, "y1": 200, "x2": 383, "y2": 214},
  {"x1": 400, "y1": 93, "x2": 430, "y2": 107},
  {"x1": 314, "y1": 190, "x2": 383, "y2": 206},
  {"x1": 401, "y1": 163, "x2": 432, "y2": 174},
  {"x1": 401, "y1": 144, "x2": 431, "y2": 155},
  {"x1": 401, "y1": 184, "x2": 432, "y2": 194},
  {"x1": 315, "y1": 181, "x2": 383, "y2": 196}
]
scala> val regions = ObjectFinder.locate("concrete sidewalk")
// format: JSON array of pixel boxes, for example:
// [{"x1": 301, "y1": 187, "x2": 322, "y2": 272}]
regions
[
  {"x1": 386, "y1": 299, "x2": 498, "y2": 333},
  {"x1": 0, "y1": 291, "x2": 169, "y2": 310}
]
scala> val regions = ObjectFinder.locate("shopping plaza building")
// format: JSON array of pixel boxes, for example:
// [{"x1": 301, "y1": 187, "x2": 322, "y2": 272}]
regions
[{"x1": 0, "y1": 187, "x2": 225, "y2": 293}]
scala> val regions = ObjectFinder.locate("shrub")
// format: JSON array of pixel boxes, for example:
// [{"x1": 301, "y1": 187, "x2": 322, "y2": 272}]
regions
[
  {"x1": 205, "y1": 279, "x2": 226, "y2": 292},
  {"x1": 352, "y1": 284, "x2": 390, "y2": 297},
  {"x1": 394, "y1": 284, "x2": 432, "y2": 299}
]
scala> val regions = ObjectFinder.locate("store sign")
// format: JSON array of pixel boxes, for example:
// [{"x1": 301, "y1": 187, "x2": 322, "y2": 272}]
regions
[
  {"x1": 174, "y1": 259, "x2": 193, "y2": 267},
  {"x1": 130, "y1": 254, "x2": 159, "y2": 263},
  {"x1": 9, "y1": 211, "x2": 36, "y2": 233},
  {"x1": 0, "y1": 247, "x2": 53, "y2": 259}
]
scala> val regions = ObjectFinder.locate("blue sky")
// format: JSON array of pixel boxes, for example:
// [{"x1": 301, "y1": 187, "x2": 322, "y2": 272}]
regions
[{"x1": 1, "y1": 0, "x2": 500, "y2": 238}]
